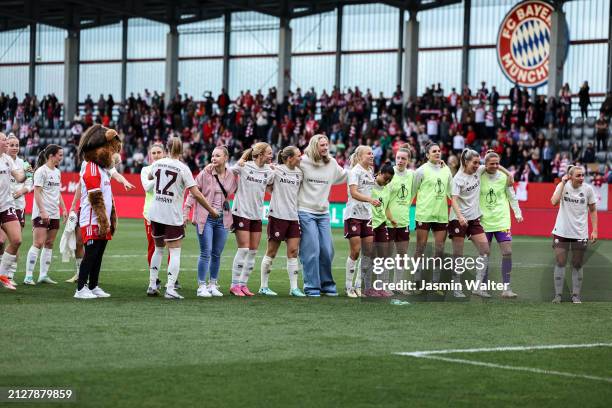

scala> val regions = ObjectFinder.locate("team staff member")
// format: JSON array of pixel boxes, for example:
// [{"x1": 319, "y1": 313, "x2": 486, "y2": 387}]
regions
[
  {"x1": 24, "y1": 145, "x2": 67, "y2": 285},
  {"x1": 550, "y1": 165, "x2": 598, "y2": 304},
  {"x1": 184, "y1": 146, "x2": 237, "y2": 298},
  {"x1": 298, "y1": 135, "x2": 347, "y2": 297},
  {"x1": 258, "y1": 146, "x2": 305, "y2": 297}
]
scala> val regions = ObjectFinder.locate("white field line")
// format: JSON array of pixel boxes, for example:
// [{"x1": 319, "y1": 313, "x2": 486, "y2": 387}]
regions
[
  {"x1": 415, "y1": 355, "x2": 612, "y2": 384},
  {"x1": 396, "y1": 343, "x2": 612, "y2": 357},
  {"x1": 396, "y1": 343, "x2": 612, "y2": 384}
]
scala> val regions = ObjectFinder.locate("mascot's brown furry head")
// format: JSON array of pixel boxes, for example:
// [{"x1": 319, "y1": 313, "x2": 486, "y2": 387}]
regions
[
  {"x1": 78, "y1": 124, "x2": 121, "y2": 237},
  {"x1": 78, "y1": 124, "x2": 122, "y2": 169}
]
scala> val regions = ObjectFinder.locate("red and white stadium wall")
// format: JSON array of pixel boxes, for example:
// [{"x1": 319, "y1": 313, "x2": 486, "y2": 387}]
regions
[{"x1": 23, "y1": 173, "x2": 612, "y2": 239}]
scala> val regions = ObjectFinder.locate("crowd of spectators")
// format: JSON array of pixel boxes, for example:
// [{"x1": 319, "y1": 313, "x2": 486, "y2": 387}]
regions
[{"x1": 1, "y1": 81, "x2": 611, "y2": 184}]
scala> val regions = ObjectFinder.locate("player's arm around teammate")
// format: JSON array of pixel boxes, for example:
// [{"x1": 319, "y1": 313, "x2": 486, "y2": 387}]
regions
[
  {"x1": 227, "y1": 142, "x2": 274, "y2": 297},
  {"x1": 258, "y1": 146, "x2": 305, "y2": 297},
  {"x1": 550, "y1": 165, "x2": 598, "y2": 304},
  {"x1": 343, "y1": 146, "x2": 379, "y2": 298},
  {"x1": 0, "y1": 132, "x2": 27, "y2": 290},
  {"x1": 146, "y1": 137, "x2": 219, "y2": 299},
  {"x1": 23, "y1": 145, "x2": 66, "y2": 285},
  {"x1": 183, "y1": 146, "x2": 237, "y2": 298}
]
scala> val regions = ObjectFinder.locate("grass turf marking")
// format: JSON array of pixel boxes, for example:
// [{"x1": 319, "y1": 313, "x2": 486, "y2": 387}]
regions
[{"x1": 396, "y1": 343, "x2": 612, "y2": 384}]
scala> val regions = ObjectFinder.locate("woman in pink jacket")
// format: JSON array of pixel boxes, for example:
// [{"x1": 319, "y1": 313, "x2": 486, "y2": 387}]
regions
[{"x1": 184, "y1": 146, "x2": 238, "y2": 297}]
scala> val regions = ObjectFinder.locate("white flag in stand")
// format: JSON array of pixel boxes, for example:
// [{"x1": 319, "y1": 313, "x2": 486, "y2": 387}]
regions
[
  {"x1": 516, "y1": 181, "x2": 528, "y2": 202},
  {"x1": 593, "y1": 184, "x2": 608, "y2": 211}
]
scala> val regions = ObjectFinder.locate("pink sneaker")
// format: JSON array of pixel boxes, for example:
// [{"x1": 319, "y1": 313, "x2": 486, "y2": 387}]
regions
[
  {"x1": 230, "y1": 285, "x2": 245, "y2": 297},
  {"x1": 240, "y1": 285, "x2": 255, "y2": 296}
]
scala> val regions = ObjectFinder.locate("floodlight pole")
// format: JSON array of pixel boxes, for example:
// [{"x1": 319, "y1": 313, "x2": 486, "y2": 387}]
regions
[
  {"x1": 28, "y1": 23, "x2": 36, "y2": 97},
  {"x1": 461, "y1": 0, "x2": 471, "y2": 90},
  {"x1": 402, "y1": 9, "x2": 419, "y2": 101},
  {"x1": 547, "y1": 1, "x2": 567, "y2": 99},
  {"x1": 277, "y1": 16, "x2": 292, "y2": 103}
]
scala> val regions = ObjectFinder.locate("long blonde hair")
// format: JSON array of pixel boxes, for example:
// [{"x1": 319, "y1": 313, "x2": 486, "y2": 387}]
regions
[
  {"x1": 240, "y1": 142, "x2": 270, "y2": 161},
  {"x1": 349, "y1": 145, "x2": 370, "y2": 168},
  {"x1": 304, "y1": 134, "x2": 330, "y2": 164},
  {"x1": 167, "y1": 137, "x2": 182, "y2": 158}
]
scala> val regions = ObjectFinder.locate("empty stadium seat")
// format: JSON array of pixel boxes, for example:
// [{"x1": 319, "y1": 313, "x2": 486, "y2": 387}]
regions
[
  {"x1": 586, "y1": 117, "x2": 596, "y2": 128},
  {"x1": 574, "y1": 117, "x2": 584, "y2": 127}
]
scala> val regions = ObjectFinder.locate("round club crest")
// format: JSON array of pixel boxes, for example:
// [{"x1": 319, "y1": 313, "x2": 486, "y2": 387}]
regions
[{"x1": 497, "y1": 1, "x2": 568, "y2": 88}]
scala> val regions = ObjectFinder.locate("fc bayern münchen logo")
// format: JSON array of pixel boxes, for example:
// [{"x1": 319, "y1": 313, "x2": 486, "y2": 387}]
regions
[{"x1": 497, "y1": 0, "x2": 568, "y2": 88}]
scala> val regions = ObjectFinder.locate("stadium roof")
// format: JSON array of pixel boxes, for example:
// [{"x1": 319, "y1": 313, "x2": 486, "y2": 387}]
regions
[{"x1": 1, "y1": 0, "x2": 462, "y2": 31}]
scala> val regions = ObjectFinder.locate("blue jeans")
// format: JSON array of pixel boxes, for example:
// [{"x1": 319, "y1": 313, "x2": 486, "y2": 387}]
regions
[
  {"x1": 298, "y1": 211, "x2": 336, "y2": 296},
  {"x1": 196, "y1": 217, "x2": 229, "y2": 284}
]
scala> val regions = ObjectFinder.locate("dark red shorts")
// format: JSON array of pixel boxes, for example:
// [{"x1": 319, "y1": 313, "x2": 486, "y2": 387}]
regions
[
  {"x1": 387, "y1": 226, "x2": 410, "y2": 242},
  {"x1": 267, "y1": 216, "x2": 300, "y2": 241},
  {"x1": 448, "y1": 218, "x2": 485, "y2": 239},
  {"x1": 0, "y1": 208, "x2": 19, "y2": 225},
  {"x1": 32, "y1": 217, "x2": 60, "y2": 231},
  {"x1": 552, "y1": 234, "x2": 588, "y2": 250},
  {"x1": 344, "y1": 218, "x2": 373, "y2": 239},
  {"x1": 373, "y1": 225, "x2": 390, "y2": 243},
  {"x1": 232, "y1": 215, "x2": 262, "y2": 233},
  {"x1": 15, "y1": 209, "x2": 25, "y2": 228},
  {"x1": 151, "y1": 221, "x2": 185, "y2": 242},
  {"x1": 416, "y1": 221, "x2": 448, "y2": 232}
]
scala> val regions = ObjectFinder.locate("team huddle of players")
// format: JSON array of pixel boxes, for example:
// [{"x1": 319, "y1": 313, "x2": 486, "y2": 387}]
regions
[{"x1": 0, "y1": 131, "x2": 598, "y2": 303}]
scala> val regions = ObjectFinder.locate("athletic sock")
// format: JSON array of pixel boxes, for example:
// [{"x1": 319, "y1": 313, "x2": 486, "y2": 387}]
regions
[
  {"x1": 149, "y1": 247, "x2": 163, "y2": 289},
  {"x1": 361, "y1": 255, "x2": 372, "y2": 290},
  {"x1": 0, "y1": 252, "x2": 17, "y2": 277},
  {"x1": 7, "y1": 254, "x2": 17, "y2": 279},
  {"x1": 571, "y1": 267, "x2": 583, "y2": 296},
  {"x1": 345, "y1": 257, "x2": 356, "y2": 289},
  {"x1": 240, "y1": 250, "x2": 257, "y2": 285},
  {"x1": 166, "y1": 248, "x2": 181, "y2": 290},
  {"x1": 232, "y1": 248, "x2": 249, "y2": 286},
  {"x1": 501, "y1": 255, "x2": 512, "y2": 284},
  {"x1": 75, "y1": 257, "x2": 83, "y2": 276},
  {"x1": 25, "y1": 246, "x2": 40, "y2": 278},
  {"x1": 260, "y1": 255, "x2": 273, "y2": 288},
  {"x1": 287, "y1": 258, "x2": 299, "y2": 290},
  {"x1": 39, "y1": 248, "x2": 52, "y2": 278},
  {"x1": 554, "y1": 265, "x2": 565, "y2": 296},
  {"x1": 475, "y1": 255, "x2": 488, "y2": 284}
]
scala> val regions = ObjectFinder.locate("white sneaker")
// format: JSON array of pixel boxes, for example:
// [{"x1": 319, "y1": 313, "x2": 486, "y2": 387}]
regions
[
  {"x1": 346, "y1": 288, "x2": 358, "y2": 298},
  {"x1": 196, "y1": 284, "x2": 212, "y2": 298},
  {"x1": 74, "y1": 287, "x2": 97, "y2": 299},
  {"x1": 90, "y1": 286, "x2": 111, "y2": 298},
  {"x1": 207, "y1": 283, "x2": 223, "y2": 297},
  {"x1": 472, "y1": 290, "x2": 491, "y2": 298},
  {"x1": 38, "y1": 276, "x2": 57, "y2": 284},
  {"x1": 501, "y1": 290, "x2": 518, "y2": 298},
  {"x1": 453, "y1": 290, "x2": 466, "y2": 298},
  {"x1": 165, "y1": 288, "x2": 184, "y2": 300}
]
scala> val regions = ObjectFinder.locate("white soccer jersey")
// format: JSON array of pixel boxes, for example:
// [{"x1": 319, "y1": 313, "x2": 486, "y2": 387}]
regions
[
  {"x1": 344, "y1": 164, "x2": 376, "y2": 221},
  {"x1": 268, "y1": 164, "x2": 303, "y2": 221},
  {"x1": 79, "y1": 161, "x2": 113, "y2": 228},
  {"x1": 0, "y1": 153, "x2": 20, "y2": 212},
  {"x1": 449, "y1": 167, "x2": 485, "y2": 221},
  {"x1": 10, "y1": 157, "x2": 32, "y2": 211},
  {"x1": 552, "y1": 182, "x2": 596, "y2": 240},
  {"x1": 148, "y1": 157, "x2": 196, "y2": 226},
  {"x1": 231, "y1": 161, "x2": 274, "y2": 220},
  {"x1": 32, "y1": 165, "x2": 62, "y2": 219}
]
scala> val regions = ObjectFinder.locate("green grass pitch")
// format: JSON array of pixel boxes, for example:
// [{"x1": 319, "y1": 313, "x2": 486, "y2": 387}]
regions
[{"x1": 2, "y1": 218, "x2": 612, "y2": 407}]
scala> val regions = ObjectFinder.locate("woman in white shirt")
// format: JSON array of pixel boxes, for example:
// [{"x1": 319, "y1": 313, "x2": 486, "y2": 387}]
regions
[
  {"x1": 24, "y1": 144, "x2": 67, "y2": 285},
  {"x1": 550, "y1": 165, "x2": 598, "y2": 304},
  {"x1": 0, "y1": 133, "x2": 28, "y2": 290}
]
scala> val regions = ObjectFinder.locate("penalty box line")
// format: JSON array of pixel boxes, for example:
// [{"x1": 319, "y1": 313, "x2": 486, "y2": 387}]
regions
[{"x1": 395, "y1": 343, "x2": 612, "y2": 384}]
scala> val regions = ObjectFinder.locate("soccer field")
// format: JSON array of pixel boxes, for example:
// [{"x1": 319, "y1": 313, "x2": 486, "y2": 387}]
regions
[{"x1": 2, "y1": 218, "x2": 612, "y2": 407}]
